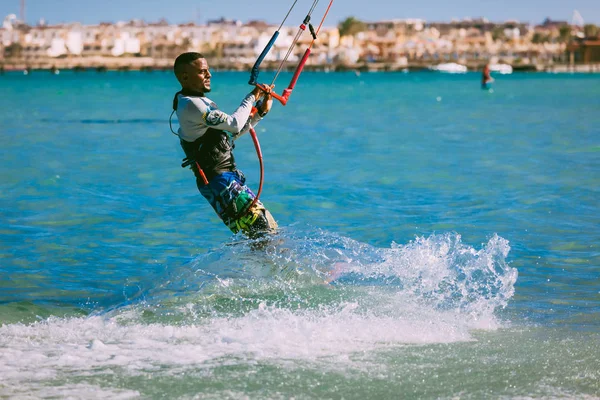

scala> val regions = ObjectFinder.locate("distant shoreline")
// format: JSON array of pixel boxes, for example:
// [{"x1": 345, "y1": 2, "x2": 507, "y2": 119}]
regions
[{"x1": 1, "y1": 58, "x2": 600, "y2": 74}]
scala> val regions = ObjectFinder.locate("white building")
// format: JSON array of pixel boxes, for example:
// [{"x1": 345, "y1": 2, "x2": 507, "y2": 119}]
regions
[{"x1": 179, "y1": 23, "x2": 215, "y2": 51}]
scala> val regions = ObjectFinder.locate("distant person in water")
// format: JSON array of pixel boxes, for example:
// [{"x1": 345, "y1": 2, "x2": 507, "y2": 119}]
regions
[
  {"x1": 171, "y1": 52, "x2": 278, "y2": 237},
  {"x1": 481, "y1": 63, "x2": 494, "y2": 90}
]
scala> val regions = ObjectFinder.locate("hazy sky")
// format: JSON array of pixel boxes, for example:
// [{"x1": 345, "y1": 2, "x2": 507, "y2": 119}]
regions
[{"x1": 1, "y1": 0, "x2": 599, "y2": 26}]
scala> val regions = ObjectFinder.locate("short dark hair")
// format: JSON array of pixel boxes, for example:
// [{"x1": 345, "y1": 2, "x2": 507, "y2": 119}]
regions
[{"x1": 174, "y1": 52, "x2": 204, "y2": 74}]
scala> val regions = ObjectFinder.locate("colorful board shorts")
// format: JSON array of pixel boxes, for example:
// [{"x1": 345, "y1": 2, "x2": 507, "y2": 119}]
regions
[{"x1": 198, "y1": 170, "x2": 277, "y2": 235}]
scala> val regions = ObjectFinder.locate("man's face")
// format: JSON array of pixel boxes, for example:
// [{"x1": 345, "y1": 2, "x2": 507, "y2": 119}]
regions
[{"x1": 182, "y1": 58, "x2": 211, "y2": 93}]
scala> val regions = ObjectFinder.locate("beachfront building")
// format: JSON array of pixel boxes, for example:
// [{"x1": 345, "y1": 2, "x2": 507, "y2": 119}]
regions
[
  {"x1": 364, "y1": 19, "x2": 425, "y2": 63},
  {"x1": 220, "y1": 21, "x2": 272, "y2": 65},
  {"x1": 389, "y1": 25, "x2": 455, "y2": 66},
  {"x1": 315, "y1": 27, "x2": 340, "y2": 65},
  {"x1": 567, "y1": 38, "x2": 600, "y2": 64},
  {"x1": 5, "y1": 22, "x2": 79, "y2": 60},
  {"x1": 334, "y1": 19, "x2": 424, "y2": 67},
  {"x1": 362, "y1": 21, "x2": 404, "y2": 63},
  {"x1": 272, "y1": 25, "x2": 304, "y2": 62},
  {"x1": 0, "y1": 20, "x2": 12, "y2": 61},
  {"x1": 0, "y1": 12, "x2": 592, "y2": 71},
  {"x1": 1, "y1": 14, "x2": 25, "y2": 60},
  {"x1": 178, "y1": 23, "x2": 215, "y2": 56},
  {"x1": 293, "y1": 25, "x2": 339, "y2": 65},
  {"x1": 80, "y1": 24, "x2": 107, "y2": 57},
  {"x1": 526, "y1": 18, "x2": 572, "y2": 63},
  {"x1": 1, "y1": 14, "x2": 20, "y2": 48},
  {"x1": 109, "y1": 21, "x2": 145, "y2": 57},
  {"x1": 422, "y1": 19, "x2": 525, "y2": 65},
  {"x1": 138, "y1": 20, "x2": 181, "y2": 59},
  {"x1": 216, "y1": 20, "x2": 338, "y2": 68},
  {"x1": 28, "y1": 23, "x2": 83, "y2": 58}
]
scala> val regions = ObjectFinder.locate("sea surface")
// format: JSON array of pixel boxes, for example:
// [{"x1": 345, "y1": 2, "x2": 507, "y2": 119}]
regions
[{"x1": 1, "y1": 69, "x2": 599, "y2": 399}]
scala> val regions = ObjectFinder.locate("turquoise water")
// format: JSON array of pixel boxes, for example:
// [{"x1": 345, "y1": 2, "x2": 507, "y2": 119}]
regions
[{"x1": 1, "y1": 70, "x2": 599, "y2": 398}]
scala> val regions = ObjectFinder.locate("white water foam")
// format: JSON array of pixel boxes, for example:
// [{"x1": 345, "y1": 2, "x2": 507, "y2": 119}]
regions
[
  {"x1": 0, "y1": 301, "x2": 481, "y2": 391},
  {"x1": 1, "y1": 383, "x2": 140, "y2": 400},
  {"x1": 0, "y1": 230, "x2": 516, "y2": 394},
  {"x1": 333, "y1": 232, "x2": 517, "y2": 316}
]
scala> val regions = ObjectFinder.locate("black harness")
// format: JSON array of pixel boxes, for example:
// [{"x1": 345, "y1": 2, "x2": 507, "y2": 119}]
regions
[{"x1": 172, "y1": 90, "x2": 236, "y2": 185}]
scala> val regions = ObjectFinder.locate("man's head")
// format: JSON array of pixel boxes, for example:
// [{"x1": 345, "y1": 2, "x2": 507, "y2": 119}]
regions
[{"x1": 174, "y1": 52, "x2": 211, "y2": 93}]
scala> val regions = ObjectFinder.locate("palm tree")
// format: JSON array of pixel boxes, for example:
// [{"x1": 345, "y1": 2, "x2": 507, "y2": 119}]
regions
[
  {"x1": 558, "y1": 25, "x2": 572, "y2": 43},
  {"x1": 532, "y1": 32, "x2": 548, "y2": 44},
  {"x1": 492, "y1": 27, "x2": 506, "y2": 42},
  {"x1": 583, "y1": 24, "x2": 599, "y2": 39},
  {"x1": 338, "y1": 17, "x2": 366, "y2": 37}
]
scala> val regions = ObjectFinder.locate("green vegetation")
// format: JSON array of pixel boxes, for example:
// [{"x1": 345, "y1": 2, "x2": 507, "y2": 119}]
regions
[
  {"x1": 338, "y1": 17, "x2": 367, "y2": 37},
  {"x1": 583, "y1": 24, "x2": 599, "y2": 39},
  {"x1": 558, "y1": 25, "x2": 572, "y2": 43}
]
